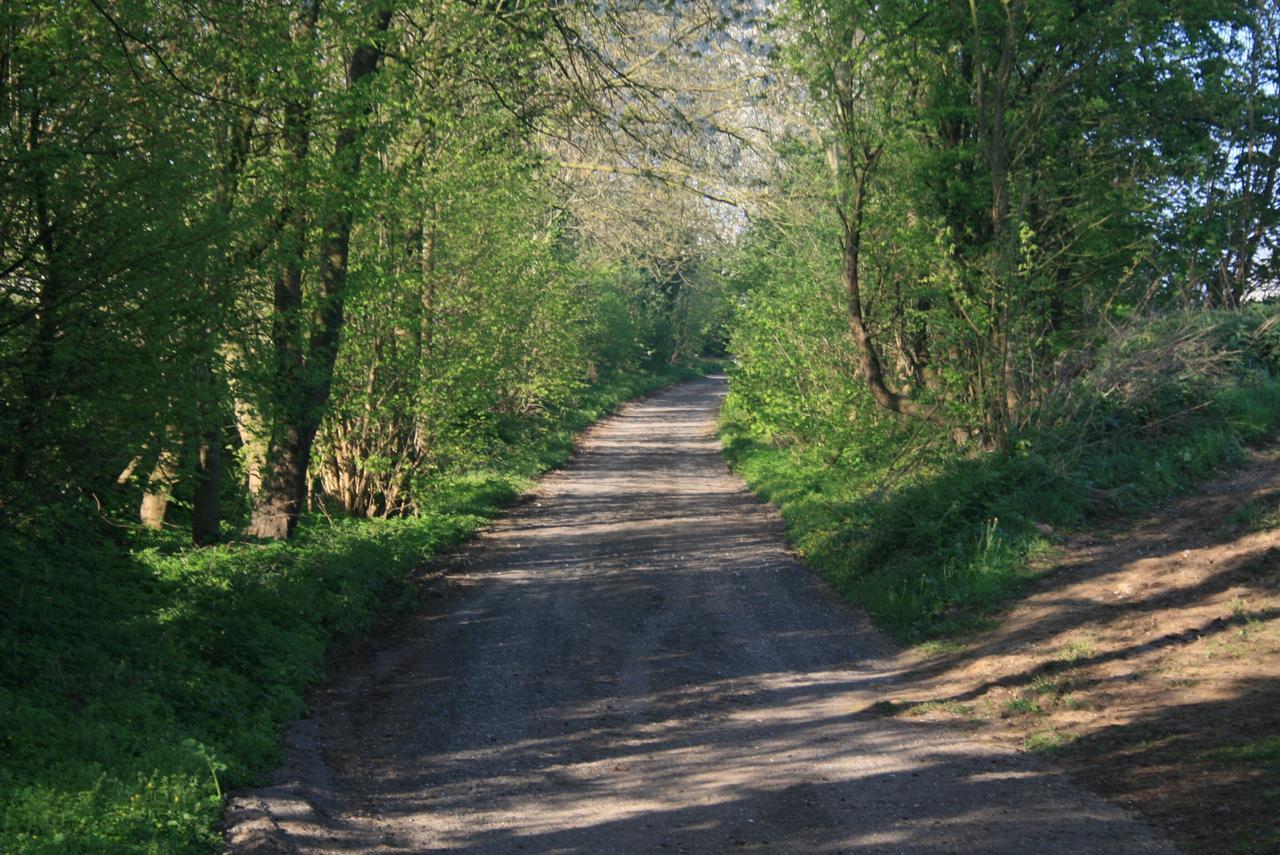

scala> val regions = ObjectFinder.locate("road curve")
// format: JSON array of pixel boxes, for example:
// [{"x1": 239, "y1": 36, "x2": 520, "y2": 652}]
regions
[{"x1": 224, "y1": 376, "x2": 1169, "y2": 854}]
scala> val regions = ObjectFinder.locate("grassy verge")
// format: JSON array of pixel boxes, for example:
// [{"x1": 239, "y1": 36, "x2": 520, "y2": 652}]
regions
[
  {"x1": 0, "y1": 363, "x2": 704, "y2": 854},
  {"x1": 721, "y1": 310, "x2": 1280, "y2": 642}
]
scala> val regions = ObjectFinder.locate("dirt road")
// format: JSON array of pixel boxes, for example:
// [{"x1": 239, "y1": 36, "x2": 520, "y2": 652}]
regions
[{"x1": 224, "y1": 376, "x2": 1169, "y2": 853}]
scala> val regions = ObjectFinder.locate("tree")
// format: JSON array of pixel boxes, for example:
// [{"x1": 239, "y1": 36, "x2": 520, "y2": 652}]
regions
[
  {"x1": 0, "y1": 1, "x2": 221, "y2": 519},
  {"x1": 764, "y1": 0, "x2": 1245, "y2": 446},
  {"x1": 235, "y1": 3, "x2": 395, "y2": 539}
]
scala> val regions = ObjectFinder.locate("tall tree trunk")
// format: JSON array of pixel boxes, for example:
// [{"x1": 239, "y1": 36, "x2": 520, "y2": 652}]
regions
[
  {"x1": 837, "y1": 141, "x2": 943, "y2": 426},
  {"x1": 412, "y1": 204, "x2": 439, "y2": 460},
  {"x1": 191, "y1": 426, "x2": 222, "y2": 545},
  {"x1": 247, "y1": 3, "x2": 317, "y2": 541},
  {"x1": 417, "y1": 205, "x2": 439, "y2": 369},
  {"x1": 248, "y1": 244, "x2": 308, "y2": 538},
  {"x1": 248, "y1": 4, "x2": 394, "y2": 539},
  {"x1": 967, "y1": 0, "x2": 1021, "y2": 447}
]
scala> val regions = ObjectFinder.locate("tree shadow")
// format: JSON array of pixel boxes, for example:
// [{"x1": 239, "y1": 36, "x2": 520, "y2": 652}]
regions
[{"x1": 227, "y1": 377, "x2": 1167, "y2": 853}]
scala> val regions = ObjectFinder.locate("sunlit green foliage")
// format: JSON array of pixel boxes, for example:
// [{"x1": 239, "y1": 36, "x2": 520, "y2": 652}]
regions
[
  {"x1": 723, "y1": 309, "x2": 1280, "y2": 639},
  {"x1": 718, "y1": 0, "x2": 1279, "y2": 640},
  {"x1": 750, "y1": 0, "x2": 1264, "y2": 441}
]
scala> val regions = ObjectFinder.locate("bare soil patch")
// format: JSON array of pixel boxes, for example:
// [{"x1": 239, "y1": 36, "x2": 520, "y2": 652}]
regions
[{"x1": 879, "y1": 450, "x2": 1280, "y2": 853}]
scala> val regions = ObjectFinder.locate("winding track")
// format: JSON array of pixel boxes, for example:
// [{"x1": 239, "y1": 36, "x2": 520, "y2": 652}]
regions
[{"x1": 224, "y1": 376, "x2": 1170, "y2": 853}]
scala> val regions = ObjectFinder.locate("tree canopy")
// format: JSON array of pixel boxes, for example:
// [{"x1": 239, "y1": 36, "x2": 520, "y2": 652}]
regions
[{"x1": 1, "y1": 0, "x2": 1276, "y2": 538}]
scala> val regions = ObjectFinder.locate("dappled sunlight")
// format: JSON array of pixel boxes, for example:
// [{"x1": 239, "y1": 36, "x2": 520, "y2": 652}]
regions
[
  {"x1": 227, "y1": 379, "x2": 1167, "y2": 853},
  {"x1": 895, "y1": 452, "x2": 1280, "y2": 700},
  {"x1": 873, "y1": 453, "x2": 1280, "y2": 852}
]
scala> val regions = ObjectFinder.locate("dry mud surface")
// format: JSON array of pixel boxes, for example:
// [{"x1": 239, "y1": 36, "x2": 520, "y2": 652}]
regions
[
  {"x1": 887, "y1": 449, "x2": 1280, "y2": 853},
  {"x1": 224, "y1": 376, "x2": 1169, "y2": 854}
]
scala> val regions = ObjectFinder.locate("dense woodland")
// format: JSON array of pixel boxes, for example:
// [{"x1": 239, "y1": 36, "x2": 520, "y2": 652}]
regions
[
  {"x1": 2, "y1": 0, "x2": 1279, "y2": 850},
  {"x1": 731, "y1": 0, "x2": 1279, "y2": 442},
  {"x1": 720, "y1": 0, "x2": 1280, "y2": 636},
  {"x1": 1, "y1": 0, "x2": 740, "y2": 543}
]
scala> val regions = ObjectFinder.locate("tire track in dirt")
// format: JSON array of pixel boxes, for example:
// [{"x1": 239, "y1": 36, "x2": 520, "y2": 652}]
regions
[{"x1": 224, "y1": 376, "x2": 1170, "y2": 854}]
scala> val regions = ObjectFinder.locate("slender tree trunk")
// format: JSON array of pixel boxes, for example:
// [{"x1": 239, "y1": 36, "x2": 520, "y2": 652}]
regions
[
  {"x1": 837, "y1": 143, "x2": 943, "y2": 426},
  {"x1": 246, "y1": 1, "x2": 319, "y2": 540},
  {"x1": 248, "y1": 253, "x2": 308, "y2": 538},
  {"x1": 249, "y1": 4, "x2": 393, "y2": 539},
  {"x1": 191, "y1": 427, "x2": 222, "y2": 545},
  {"x1": 248, "y1": 151, "x2": 311, "y2": 534},
  {"x1": 417, "y1": 205, "x2": 438, "y2": 368},
  {"x1": 966, "y1": 0, "x2": 1021, "y2": 447},
  {"x1": 140, "y1": 444, "x2": 181, "y2": 529},
  {"x1": 116, "y1": 451, "x2": 145, "y2": 485},
  {"x1": 412, "y1": 204, "x2": 439, "y2": 460}
]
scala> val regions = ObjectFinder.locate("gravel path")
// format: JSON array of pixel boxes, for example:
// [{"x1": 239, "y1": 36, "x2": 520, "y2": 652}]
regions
[{"x1": 223, "y1": 376, "x2": 1171, "y2": 854}]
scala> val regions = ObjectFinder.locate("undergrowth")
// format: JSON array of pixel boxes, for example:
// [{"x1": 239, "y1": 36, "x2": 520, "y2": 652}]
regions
[
  {"x1": 0, "y1": 363, "x2": 704, "y2": 854},
  {"x1": 721, "y1": 308, "x2": 1280, "y2": 642}
]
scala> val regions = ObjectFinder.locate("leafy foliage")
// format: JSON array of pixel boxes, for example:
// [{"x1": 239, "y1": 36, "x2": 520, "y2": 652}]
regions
[
  {"x1": 746, "y1": 0, "x2": 1270, "y2": 443},
  {"x1": 0, "y1": 2, "x2": 729, "y2": 849},
  {"x1": 723, "y1": 309, "x2": 1280, "y2": 640},
  {"x1": 0, "y1": 364, "x2": 701, "y2": 853}
]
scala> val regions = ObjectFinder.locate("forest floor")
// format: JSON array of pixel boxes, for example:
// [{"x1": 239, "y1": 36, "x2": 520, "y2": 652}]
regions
[
  {"x1": 223, "y1": 376, "x2": 1171, "y2": 853},
  {"x1": 877, "y1": 449, "x2": 1280, "y2": 854}
]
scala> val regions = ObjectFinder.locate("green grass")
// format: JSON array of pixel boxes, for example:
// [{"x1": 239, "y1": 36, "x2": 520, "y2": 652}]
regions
[
  {"x1": 1202, "y1": 735, "x2": 1280, "y2": 765},
  {"x1": 719, "y1": 426, "x2": 1059, "y2": 640},
  {"x1": 901, "y1": 700, "x2": 983, "y2": 720},
  {"x1": 0, "y1": 363, "x2": 705, "y2": 854},
  {"x1": 721, "y1": 311, "x2": 1280, "y2": 643},
  {"x1": 1225, "y1": 490, "x2": 1280, "y2": 532},
  {"x1": 1024, "y1": 728, "x2": 1070, "y2": 753},
  {"x1": 1005, "y1": 697, "x2": 1043, "y2": 716},
  {"x1": 916, "y1": 639, "x2": 969, "y2": 656},
  {"x1": 1056, "y1": 638, "x2": 1097, "y2": 663}
]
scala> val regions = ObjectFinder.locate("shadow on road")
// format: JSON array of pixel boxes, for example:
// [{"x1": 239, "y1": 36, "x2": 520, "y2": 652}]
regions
[{"x1": 225, "y1": 377, "x2": 1169, "y2": 854}]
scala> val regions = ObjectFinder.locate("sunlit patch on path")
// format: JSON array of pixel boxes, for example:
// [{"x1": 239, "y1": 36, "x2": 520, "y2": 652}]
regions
[{"x1": 224, "y1": 377, "x2": 1169, "y2": 853}]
